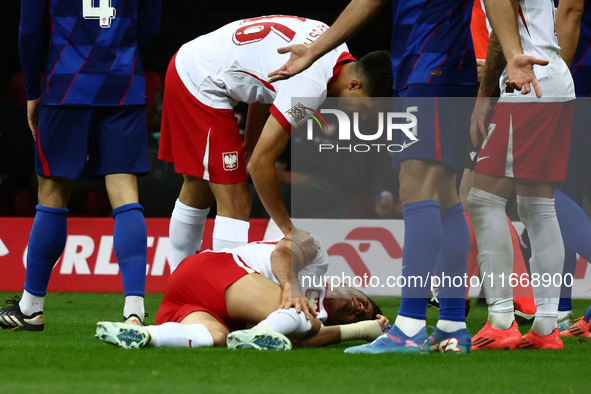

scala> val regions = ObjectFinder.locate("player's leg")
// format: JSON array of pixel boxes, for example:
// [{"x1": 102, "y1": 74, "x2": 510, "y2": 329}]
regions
[
  {"x1": 515, "y1": 183, "x2": 564, "y2": 340},
  {"x1": 225, "y1": 273, "x2": 319, "y2": 350},
  {"x1": 430, "y1": 170, "x2": 471, "y2": 352},
  {"x1": 5, "y1": 176, "x2": 74, "y2": 330},
  {"x1": 1, "y1": 106, "x2": 93, "y2": 331},
  {"x1": 167, "y1": 175, "x2": 214, "y2": 272},
  {"x1": 93, "y1": 106, "x2": 151, "y2": 324},
  {"x1": 95, "y1": 311, "x2": 227, "y2": 349},
  {"x1": 225, "y1": 273, "x2": 319, "y2": 339},
  {"x1": 208, "y1": 181, "x2": 252, "y2": 251},
  {"x1": 556, "y1": 171, "x2": 591, "y2": 329},
  {"x1": 467, "y1": 174, "x2": 523, "y2": 349},
  {"x1": 104, "y1": 173, "x2": 147, "y2": 324}
]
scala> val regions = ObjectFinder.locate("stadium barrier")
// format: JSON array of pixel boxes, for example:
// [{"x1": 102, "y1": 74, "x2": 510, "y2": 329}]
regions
[{"x1": 1, "y1": 218, "x2": 589, "y2": 298}]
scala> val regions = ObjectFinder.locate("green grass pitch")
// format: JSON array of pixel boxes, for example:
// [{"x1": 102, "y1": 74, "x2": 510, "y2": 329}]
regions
[{"x1": 0, "y1": 292, "x2": 589, "y2": 393}]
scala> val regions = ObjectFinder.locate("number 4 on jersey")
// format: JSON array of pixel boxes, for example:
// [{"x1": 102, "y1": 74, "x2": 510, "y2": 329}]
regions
[{"x1": 83, "y1": 0, "x2": 116, "y2": 28}]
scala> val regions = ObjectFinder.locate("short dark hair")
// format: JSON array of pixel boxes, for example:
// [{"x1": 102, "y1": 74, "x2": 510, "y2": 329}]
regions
[
  {"x1": 369, "y1": 297, "x2": 383, "y2": 320},
  {"x1": 353, "y1": 50, "x2": 393, "y2": 97}
]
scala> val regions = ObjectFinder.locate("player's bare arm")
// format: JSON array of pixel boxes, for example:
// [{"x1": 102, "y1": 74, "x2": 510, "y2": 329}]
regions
[
  {"x1": 247, "y1": 116, "x2": 317, "y2": 261},
  {"x1": 247, "y1": 115, "x2": 291, "y2": 232},
  {"x1": 294, "y1": 315, "x2": 389, "y2": 347},
  {"x1": 270, "y1": 239, "x2": 317, "y2": 319},
  {"x1": 555, "y1": 0, "x2": 585, "y2": 68},
  {"x1": 483, "y1": 0, "x2": 548, "y2": 97},
  {"x1": 470, "y1": 31, "x2": 506, "y2": 147},
  {"x1": 267, "y1": 0, "x2": 385, "y2": 82},
  {"x1": 243, "y1": 103, "x2": 271, "y2": 169}
]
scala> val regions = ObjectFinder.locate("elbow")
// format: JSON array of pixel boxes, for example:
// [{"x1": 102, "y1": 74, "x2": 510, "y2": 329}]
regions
[{"x1": 562, "y1": 3, "x2": 584, "y2": 21}]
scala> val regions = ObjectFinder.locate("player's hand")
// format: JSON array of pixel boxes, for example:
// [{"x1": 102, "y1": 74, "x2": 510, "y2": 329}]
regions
[
  {"x1": 476, "y1": 59, "x2": 486, "y2": 83},
  {"x1": 27, "y1": 98, "x2": 40, "y2": 140},
  {"x1": 267, "y1": 44, "x2": 317, "y2": 83},
  {"x1": 505, "y1": 54, "x2": 549, "y2": 98},
  {"x1": 280, "y1": 283, "x2": 317, "y2": 320},
  {"x1": 470, "y1": 96, "x2": 491, "y2": 148},
  {"x1": 288, "y1": 227, "x2": 318, "y2": 263},
  {"x1": 376, "y1": 314, "x2": 389, "y2": 331}
]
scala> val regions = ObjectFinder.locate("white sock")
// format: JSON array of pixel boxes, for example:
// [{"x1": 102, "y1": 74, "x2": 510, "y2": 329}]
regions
[
  {"x1": 19, "y1": 290, "x2": 44, "y2": 316},
  {"x1": 146, "y1": 322, "x2": 214, "y2": 348},
  {"x1": 212, "y1": 216, "x2": 249, "y2": 251},
  {"x1": 395, "y1": 315, "x2": 425, "y2": 337},
  {"x1": 123, "y1": 295, "x2": 145, "y2": 320},
  {"x1": 517, "y1": 195, "x2": 563, "y2": 336},
  {"x1": 533, "y1": 304, "x2": 558, "y2": 336},
  {"x1": 254, "y1": 308, "x2": 312, "y2": 339},
  {"x1": 467, "y1": 188, "x2": 515, "y2": 330},
  {"x1": 168, "y1": 199, "x2": 210, "y2": 272},
  {"x1": 436, "y1": 320, "x2": 467, "y2": 333}
]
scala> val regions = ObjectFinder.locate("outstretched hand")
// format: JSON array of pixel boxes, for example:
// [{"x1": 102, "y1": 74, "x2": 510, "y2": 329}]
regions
[
  {"x1": 505, "y1": 54, "x2": 549, "y2": 98},
  {"x1": 267, "y1": 44, "x2": 317, "y2": 83}
]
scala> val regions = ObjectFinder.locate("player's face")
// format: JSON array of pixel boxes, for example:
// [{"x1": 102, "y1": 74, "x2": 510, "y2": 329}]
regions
[{"x1": 324, "y1": 286, "x2": 373, "y2": 325}]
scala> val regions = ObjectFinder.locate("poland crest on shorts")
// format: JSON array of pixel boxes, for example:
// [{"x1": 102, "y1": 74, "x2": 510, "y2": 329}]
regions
[{"x1": 222, "y1": 151, "x2": 238, "y2": 171}]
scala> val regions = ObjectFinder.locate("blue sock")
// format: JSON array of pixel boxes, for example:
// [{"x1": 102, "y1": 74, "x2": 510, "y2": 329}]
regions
[
  {"x1": 24, "y1": 205, "x2": 69, "y2": 297},
  {"x1": 113, "y1": 203, "x2": 147, "y2": 297},
  {"x1": 398, "y1": 200, "x2": 442, "y2": 321},
  {"x1": 558, "y1": 248, "x2": 576, "y2": 312},
  {"x1": 435, "y1": 203, "x2": 469, "y2": 322},
  {"x1": 555, "y1": 189, "x2": 591, "y2": 261},
  {"x1": 584, "y1": 305, "x2": 591, "y2": 323}
]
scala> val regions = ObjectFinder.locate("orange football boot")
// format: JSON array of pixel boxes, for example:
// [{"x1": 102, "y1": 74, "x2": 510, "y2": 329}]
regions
[
  {"x1": 471, "y1": 321, "x2": 522, "y2": 350},
  {"x1": 520, "y1": 328, "x2": 563, "y2": 350},
  {"x1": 559, "y1": 317, "x2": 591, "y2": 338}
]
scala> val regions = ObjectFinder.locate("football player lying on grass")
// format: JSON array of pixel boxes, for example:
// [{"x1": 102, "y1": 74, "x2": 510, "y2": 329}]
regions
[{"x1": 96, "y1": 237, "x2": 388, "y2": 350}]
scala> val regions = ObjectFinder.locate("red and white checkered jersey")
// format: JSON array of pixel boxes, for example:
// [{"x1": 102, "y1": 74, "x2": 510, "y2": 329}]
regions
[
  {"x1": 174, "y1": 15, "x2": 352, "y2": 132},
  {"x1": 499, "y1": 0, "x2": 574, "y2": 102},
  {"x1": 224, "y1": 239, "x2": 330, "y2": 323}
]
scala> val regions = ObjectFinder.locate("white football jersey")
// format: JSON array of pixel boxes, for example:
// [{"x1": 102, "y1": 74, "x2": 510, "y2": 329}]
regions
[
  {"x1": 174, "y1": 15, "x2": 352, "y2": 130},
  {"x1": 227, "y1": 239, "x2": 330, "y2": 323},
  {"x1": 499, "y1": 0, "x2": 574, "y2": 101}
]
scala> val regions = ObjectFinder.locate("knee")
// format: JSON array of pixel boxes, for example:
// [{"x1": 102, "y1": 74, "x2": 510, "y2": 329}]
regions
[{"x1": 467, "y1": 188, "x2": 507, "y2": 215}]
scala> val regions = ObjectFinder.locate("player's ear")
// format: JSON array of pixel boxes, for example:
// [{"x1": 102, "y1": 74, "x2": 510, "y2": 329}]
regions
[{"x1": 349, "y1": 78, "x2": 362, "y2": 91}]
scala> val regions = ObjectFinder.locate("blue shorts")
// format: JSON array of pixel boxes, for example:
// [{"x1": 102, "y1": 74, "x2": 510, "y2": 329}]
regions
[
  {"x1": 392, "y1": 84, "x2": 476, "y2": 172},
  {"x1": 559, "y1": 99, "x2": 591, "y2": 204},
  {"x1": 36, "y1": 106, "x2": 150, "y2": 179}
]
